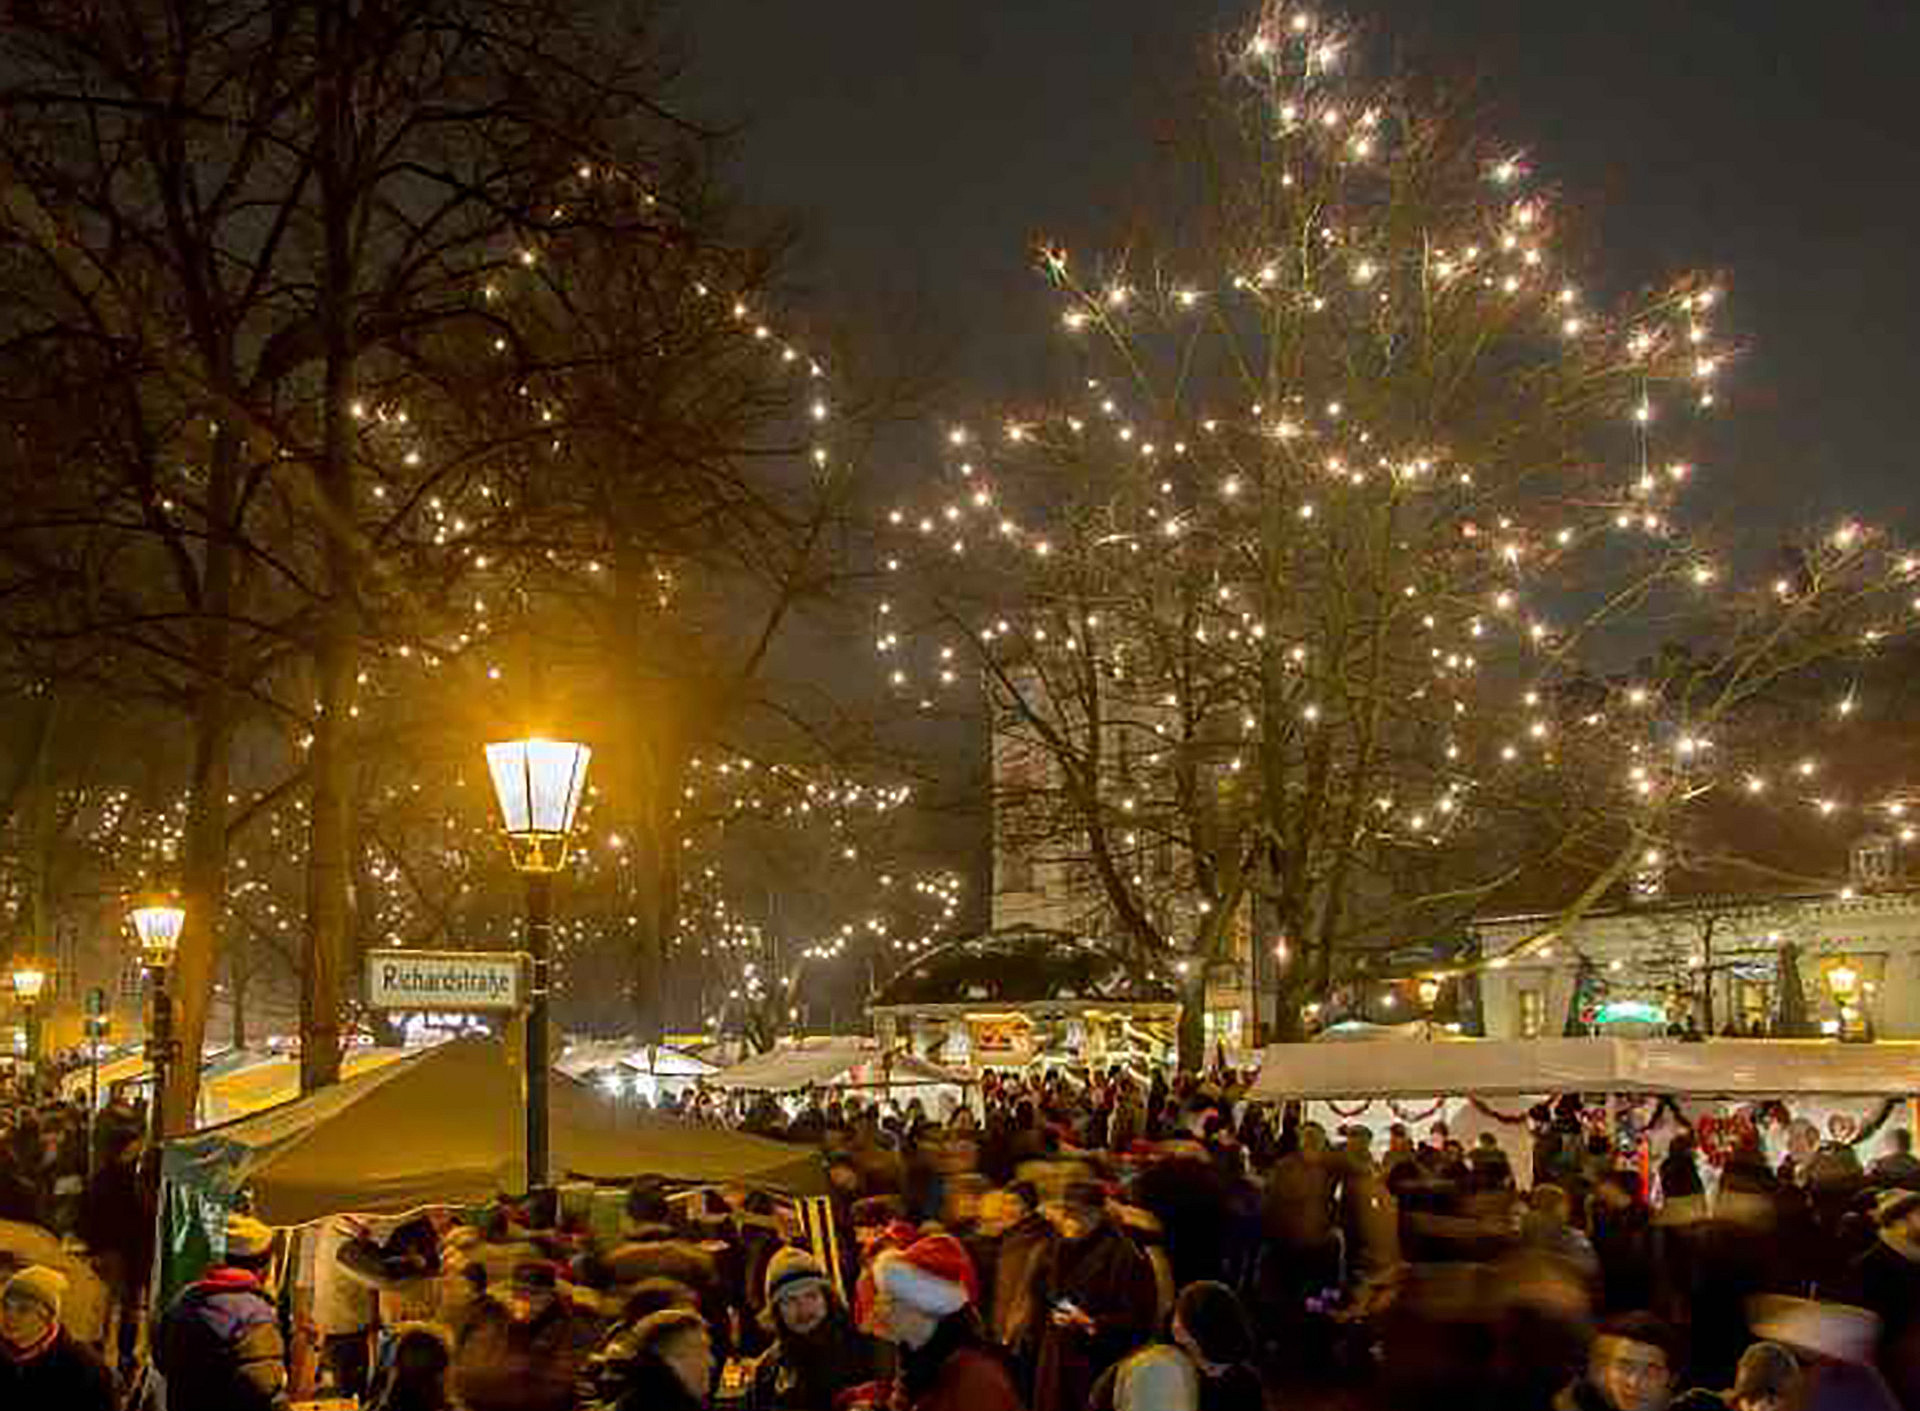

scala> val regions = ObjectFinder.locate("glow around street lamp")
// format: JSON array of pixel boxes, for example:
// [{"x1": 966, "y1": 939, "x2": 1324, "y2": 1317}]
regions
[
  {"x1": 486, "y1": 736, "x2": 592, "y2": 873},
  {"x1": 10, "y1": 963, "x2": 46, "y2": 1003},
  {"x1": 130, "y1": 900, "x2": 186, "y2": 967}
]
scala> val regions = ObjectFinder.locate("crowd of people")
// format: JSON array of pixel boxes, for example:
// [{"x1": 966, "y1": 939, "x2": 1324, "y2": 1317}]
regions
[{"x1": 4, "y1": 1063, "x2": 1920, "y2": 1409}]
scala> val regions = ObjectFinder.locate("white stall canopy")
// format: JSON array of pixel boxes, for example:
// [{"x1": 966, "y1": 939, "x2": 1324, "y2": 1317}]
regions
[
  {"x1": 1253, "y1": 1037, "x2": 1920, "y2": 1100},
  {"x1": 711, "y1": 1037, "x2": 964, "y2": 1093}
]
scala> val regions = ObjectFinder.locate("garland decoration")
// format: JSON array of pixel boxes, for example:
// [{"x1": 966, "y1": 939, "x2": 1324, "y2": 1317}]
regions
[{"x1": 1386, "y1": 1097, "x2": 1448, "y2": 1124}]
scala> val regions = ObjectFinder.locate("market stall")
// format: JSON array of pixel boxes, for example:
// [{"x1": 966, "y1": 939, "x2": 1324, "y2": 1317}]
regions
[
  {"x1": 1253, "y1": 1036, "x2": 1920, "y2": 1184},
  {"x1": 165, "y1": 1036, "x2": 825, "y2": 1228},
  {"x1": 710, "y1": 1036, "x2": 971, "y2": 1117},
  {"x1": 158, "y1": 1037, "x2": 843, "y2": 1399},
  {"x1": 558, "y1": 1038, "x2": 717, "y2": 1104}
]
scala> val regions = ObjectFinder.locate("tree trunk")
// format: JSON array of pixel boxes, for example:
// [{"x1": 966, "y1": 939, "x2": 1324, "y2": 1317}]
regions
[
  {"x1": 301, "y1": 0, "x2": 357, "y2": 1095},
  {"x1": 606, "y1": 554, "x2": 686, "y2": 1044},
  {"x1": 162, "y1": 419, "x2": 243, "y2": 1138},
  {"x1": 1176, "y1": 984, "x2": 1206, "y2": 1072},
  {"x1": 165, "y1": 698, "x2": 232, "y2": 1136}
]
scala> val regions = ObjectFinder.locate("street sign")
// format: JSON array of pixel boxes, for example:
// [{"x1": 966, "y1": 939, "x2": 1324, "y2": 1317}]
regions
[{"x1": 365, "y1": 950, "x2": 527, "y2": 1012}]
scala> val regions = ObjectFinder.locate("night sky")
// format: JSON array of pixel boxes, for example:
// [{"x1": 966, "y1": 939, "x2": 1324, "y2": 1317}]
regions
[{"x1": 678, "y1": 1, "x2": 1920, "y2": 535}]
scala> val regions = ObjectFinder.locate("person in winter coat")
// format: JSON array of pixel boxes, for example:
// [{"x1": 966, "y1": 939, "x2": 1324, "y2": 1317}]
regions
[
  {"x1": 451, "y1": 1258, "x2": 593, "y2": 1411},
  {"x1": 873, "y1": 1233, "x2": 1025, "y2": 1411},
  {"x1": 1169, "y1": 1282, "x2": 1263, "y2": 1411},
  {"x1": 157, "y1": 1212, "x2": 290, "y2": 1411},
  {"x1": 1668, "y1": 1341, "x2": 1799, "y2": 1411},
  {"x1": 78, "y1": 1125, "x2": 148, "y2": 1374},
  {"x1": 366, "y1": 1323, "x2": 455, "y2": 1411},
  {"x1": 588, "y1": 1307, "x2": 715, "y2": 1411},
  {"x1": 1850, "y1": 1189, "x2": 1920, "y2": 1405},
  {"x1": 986, "y1": 1183, "x2": 1053, "y2": 1370},
  {"x1": 746, "y1": 1246, "x2": 888, "y2": 1411},
  {"x1": 1031, "y1": 1182, "x2": 1157, "y2": 1411},
  {"x1": 0, "y1": 1264, "x2": 116, "y2": 1411}
]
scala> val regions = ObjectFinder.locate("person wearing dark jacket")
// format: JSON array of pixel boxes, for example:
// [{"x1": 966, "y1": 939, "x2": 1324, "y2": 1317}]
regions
[
  {"x1": 746, "y1": 1246, "x2": 888, "y2": 1411},
  {"x1": 156, "y1": 1212, "x2": 291, "y2": 1411},
  {"x1": 987, "y1": 1183, "x2": 1053, "y2": 1372},
  {"x1": 0, "y1": 1264, "x2": 116, "y2": 1411},
  {"x1": 79, "y1": 1126, "x2": 149, "y2": 1373},
  {"x1": 451, "y1": 1259, "x2": 592, "y2": 1411},
  {"x1": 366, "y1": 1323, "x2": 455, "y2": 1411},
  {"x1": 1850, "y1": 1189, "x2": 1920, "y2": 1406},
  {"x1": 1132, "y1": 1152, "x2": 1233, "y2": 1292},
  {"x1": 1031, "y1": 1183, "x2": 1157, "y2": 1411},
  {"x1": 873, "y1": 1234, "x2": 1024, "y2": 1411},
  {"x1": 589, "y1": 1307, "x2": 715, "y2": 1411},
  {"x1": 1169, "y1": 1282, "x2": 1263, "y2": 1411}
]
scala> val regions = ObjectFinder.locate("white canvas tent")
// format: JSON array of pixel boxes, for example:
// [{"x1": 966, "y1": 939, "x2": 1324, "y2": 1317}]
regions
[
  {"x1": 712, "y1": 1037, "x2": 966, "y2": 1097},
  {"x1": 1252, "y1": 1036, "x2": 1920, "y2": 1100},
  {"x1": 558, "y1": 1039, "x2": 715, "y2": 1079}
]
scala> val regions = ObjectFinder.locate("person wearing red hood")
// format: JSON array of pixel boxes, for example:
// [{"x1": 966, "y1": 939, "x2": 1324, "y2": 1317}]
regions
[
  {"x1": 156, "y1": 1212, "x2": 291, "y2": 1410},
  {"x1": 0, "y1": 1264, "x2": 116, "y2": 1410},
  {"x1": 873, "y1": 1234, "x2": 1024, "y2": 1411}
]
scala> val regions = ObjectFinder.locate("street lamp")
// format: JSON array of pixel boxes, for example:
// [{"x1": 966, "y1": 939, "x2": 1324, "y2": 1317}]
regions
[
  {"x1": 1824, "y1": 960, "x2": 1859, "y2": 1005},
  {"x1": 11, "y1": 962, "x2": 45, "y2": 1083},
  {"x1": 130, "y1": 898, "x2": 185, "y2": 1144},
  {"x1": 485, "y1": 736, "x2": 591, "y2": 1191},
  {"x1": 1417, "y1": 977, "x2": 1442, "y2": 1009},
  {"x1": 1822, "y1": 958, "x2": 1869, "y2": 1042}
]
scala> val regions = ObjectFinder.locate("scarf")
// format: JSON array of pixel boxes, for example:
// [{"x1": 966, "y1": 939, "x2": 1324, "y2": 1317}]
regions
[{"x1": 899, "y1": 1309, "x2": 994, "y2": 1402}]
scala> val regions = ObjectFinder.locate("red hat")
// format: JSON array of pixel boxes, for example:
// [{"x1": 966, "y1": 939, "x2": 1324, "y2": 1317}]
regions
[{"x1": 874, "y1": 1234, "x2": 977, "y2": 1318}]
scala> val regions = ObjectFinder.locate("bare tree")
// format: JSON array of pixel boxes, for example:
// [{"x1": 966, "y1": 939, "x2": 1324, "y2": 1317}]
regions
[{"x1": 875, "y1": 4, "x2": 1918, "y2": 1062}]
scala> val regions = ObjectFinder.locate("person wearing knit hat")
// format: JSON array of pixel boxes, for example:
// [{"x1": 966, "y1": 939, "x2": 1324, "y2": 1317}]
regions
[
  {"x1": 156, "y1": 1210, "x2": 292, "y2": 1411},
  {"x1": 765, "y1": 1246, "x2": 834, "y2": 1325},
  {"x1": 747, "y1": 1245, "x2": 888, "y2": 1411},
  {"x1": 873, "y1": 1235, "x2": 1022, "y2": 1411},
  {"x1": 0, "y1": 1265, "x2": 116, "y2": 1411}
]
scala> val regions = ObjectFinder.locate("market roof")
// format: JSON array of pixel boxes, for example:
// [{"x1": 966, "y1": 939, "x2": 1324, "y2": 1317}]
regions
[
  {"x1": 1252, "y1": 1035, "x2": 1920, "y2": 1100},
  {"x1": 557, "y1": 1040, "x2": 716, "y2": 1079},
  {"x1": 869, "y1": 928, "x2": 1180, "y2": 1010},
  {"x1": 710, "y1": 1037, "x2": 964, "y2": 1092},
  {"x1": 163, "y1": 1037, "x2": 825, "y2": 1224}
]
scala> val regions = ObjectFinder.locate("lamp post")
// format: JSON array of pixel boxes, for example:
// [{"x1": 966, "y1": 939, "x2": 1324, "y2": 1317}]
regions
[
  {"x1": 1823, "y1": 958, "x2": 1866, "y2": 1041},
  {"x1": 485, "y1": 736, "x2": 591, "y2": 1192},
  {"x1": 11, "y1": 961, "x2": 45, "y2": 1088},
  {"x1": 131, "y1": 899, "x2": 185, "y2": 1145}
]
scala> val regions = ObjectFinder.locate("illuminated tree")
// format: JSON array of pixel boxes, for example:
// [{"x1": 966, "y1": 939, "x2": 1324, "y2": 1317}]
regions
[{"x1": 875, "y1": 3, "x2": 1918, "y2": 1059}]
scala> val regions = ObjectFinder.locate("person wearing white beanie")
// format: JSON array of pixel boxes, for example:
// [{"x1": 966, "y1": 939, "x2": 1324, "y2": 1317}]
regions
[{"x1": 0, "y1": 1264, "x2": 116, "y2": 1410}]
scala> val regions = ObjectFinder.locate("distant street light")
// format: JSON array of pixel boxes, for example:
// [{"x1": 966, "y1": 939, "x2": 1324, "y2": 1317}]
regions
[
  {"x1": 1824, "y1": 960, "x2": 1859, "y2": 1004},
  {"x1": 486, "y1": 736, "x2": 591, "y2": 1191},
  {"x1": 1417, "y1": 977, "x2": 1442, "y2": 1009},
  {"x1": 11, "y1": 962, "x2": 45, "y2": 1080},
  {"x1": 1822, "y1": 958, "x2": 1869, "y2": 1042}
]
